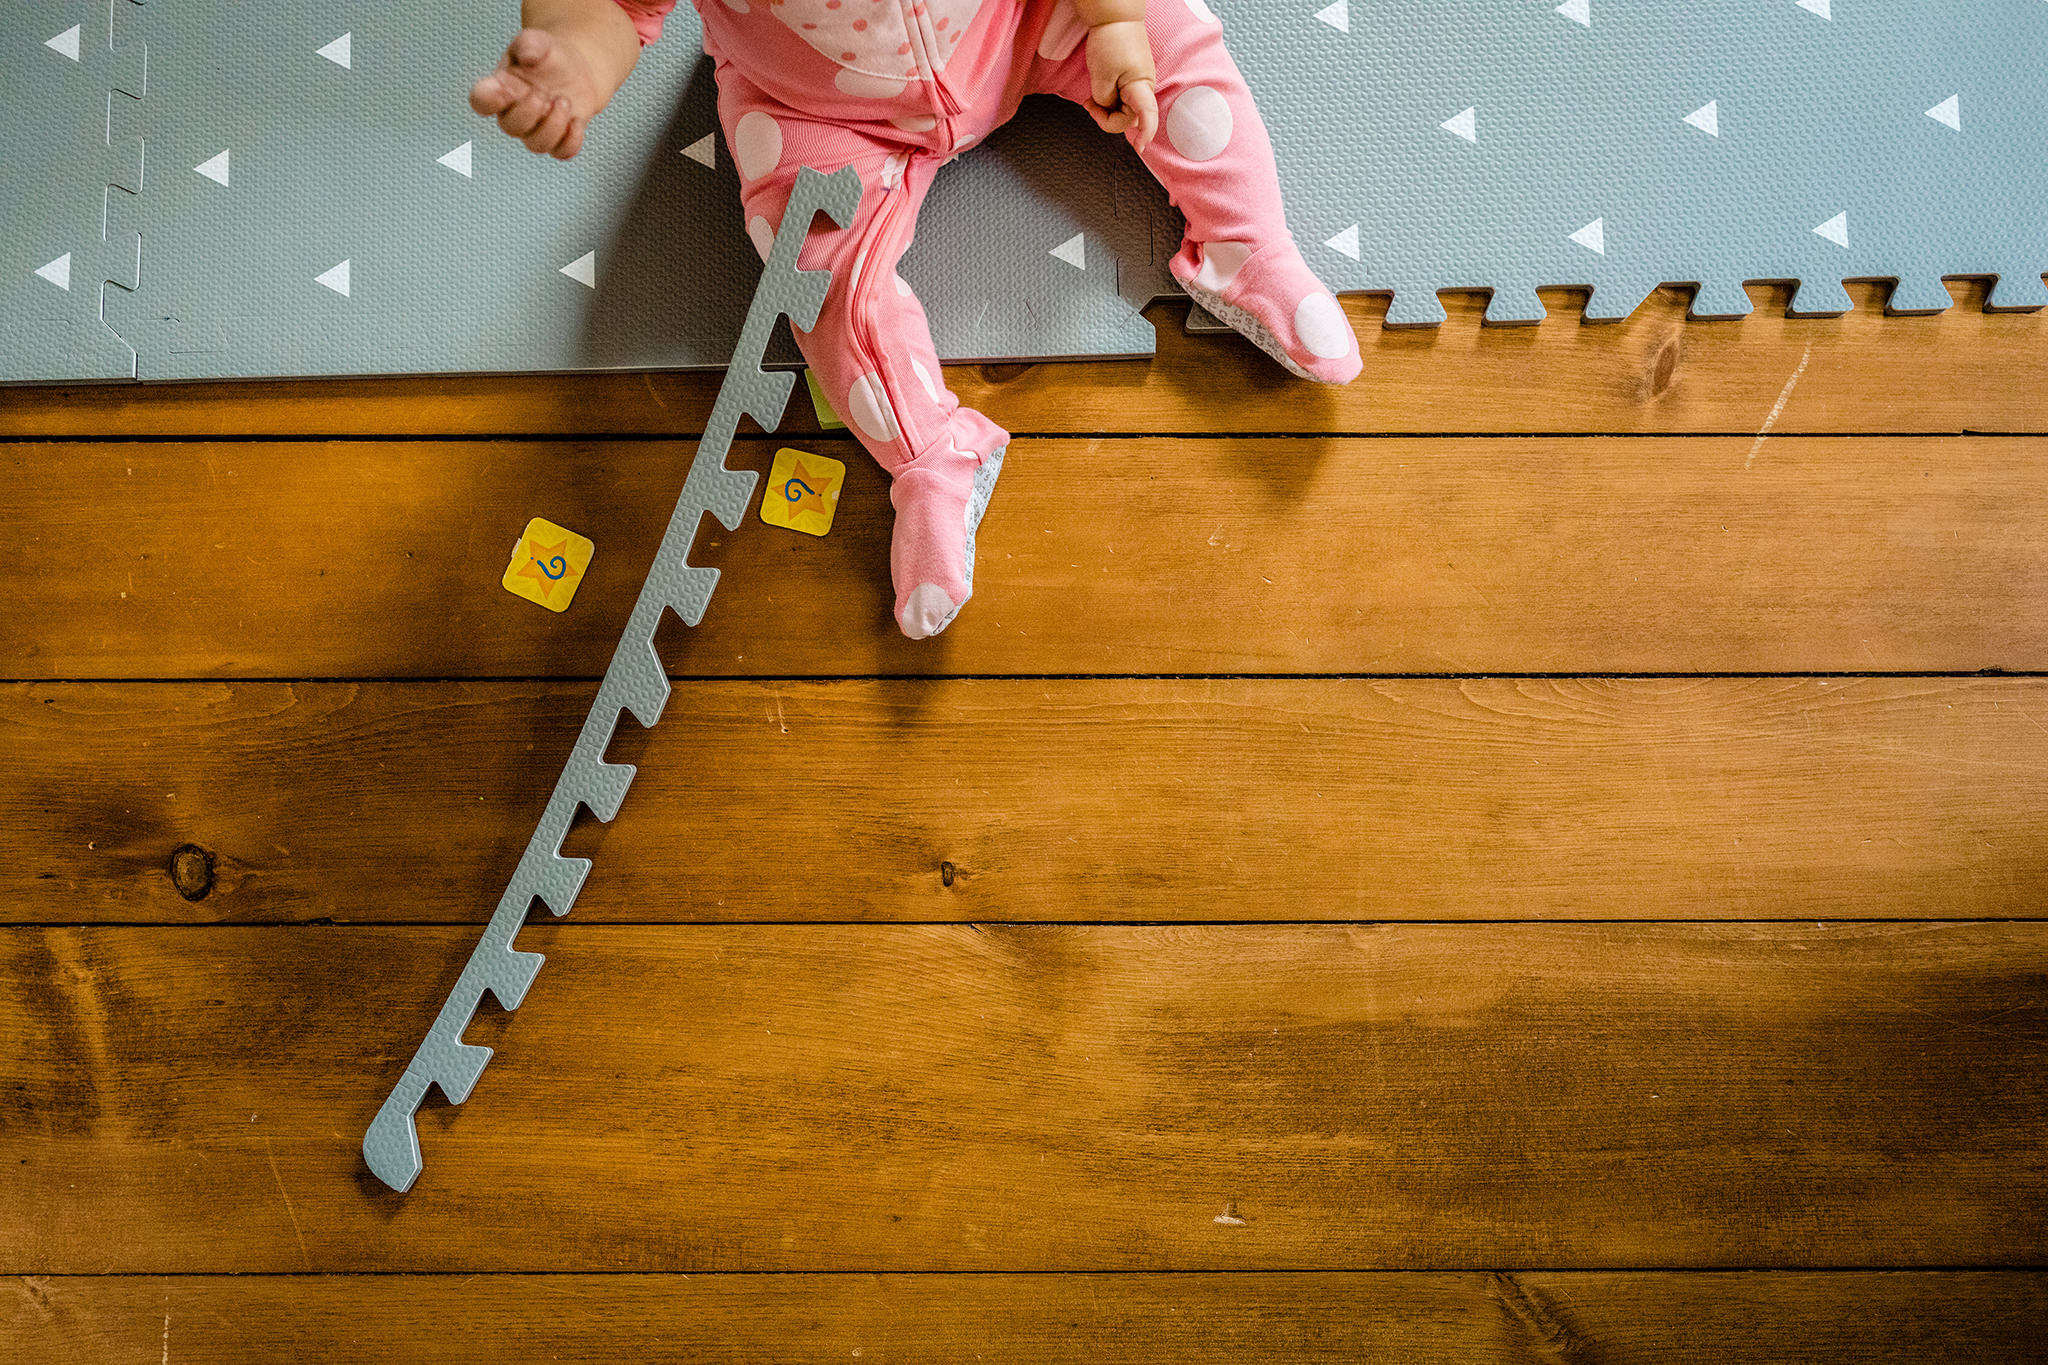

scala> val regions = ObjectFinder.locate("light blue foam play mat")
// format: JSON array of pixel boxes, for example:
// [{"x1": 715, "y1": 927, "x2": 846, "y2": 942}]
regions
[{"x1": 4, "y1": 0, "x2": 2044, "y2": 381}]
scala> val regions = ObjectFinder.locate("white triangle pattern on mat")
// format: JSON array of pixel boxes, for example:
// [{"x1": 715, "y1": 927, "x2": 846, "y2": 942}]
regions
[{"x1": 8, "y1": 0, "x2": 2024, "y2": 380}]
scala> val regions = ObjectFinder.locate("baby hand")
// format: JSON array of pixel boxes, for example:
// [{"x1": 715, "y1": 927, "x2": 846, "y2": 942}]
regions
[
  {"x1": 470, "y1": 28, "x2": 608, "y2": 159},
  {"x1": 1083, "y1": 20, "x2": 1159, "y2": 153}
]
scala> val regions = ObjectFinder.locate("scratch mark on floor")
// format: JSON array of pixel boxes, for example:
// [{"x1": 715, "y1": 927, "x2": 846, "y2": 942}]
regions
[
  {"x1": 1746, "y1": 341, "x2": 1813, "y2": 469},
  {"x1": 263, "y1": 1137, "x2": 313, "y2": 1269},
  {"x1": 1831, "y1": 978, "x2": 2046, "y2": 1051}
]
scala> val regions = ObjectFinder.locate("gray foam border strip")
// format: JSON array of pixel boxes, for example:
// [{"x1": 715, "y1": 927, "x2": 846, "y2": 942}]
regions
[{"x1": 360, "y1": 165, "x2": 862, "y2": 1195}]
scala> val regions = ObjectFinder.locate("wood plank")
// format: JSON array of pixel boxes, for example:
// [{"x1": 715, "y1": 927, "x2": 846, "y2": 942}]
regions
[
  {"x1": 6, "y1": 284, "x2": 2048, "y2": 439},
  {"x1": 11, "y1": 678, "x2": 2048, "y2": 926},
  {"x1": 10, "y1": 1272, "x2": 2046, "y2": 1364},
  {"x1": 12, "y1": 435, "x2": 2048, "y2": 678},
  {"x1": 6, "y1": 923, "x2": 2043, "y2": 1272}
]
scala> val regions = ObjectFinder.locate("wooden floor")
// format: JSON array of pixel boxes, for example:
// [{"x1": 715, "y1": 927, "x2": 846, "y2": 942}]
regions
[{"x1": 6, "y1": 283, "x2": 2047, "y2": 1362}]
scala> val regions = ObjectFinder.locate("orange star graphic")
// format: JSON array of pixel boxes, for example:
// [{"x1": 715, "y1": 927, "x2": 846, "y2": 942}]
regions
[
  {"x1": 778, "y1": 459, "x2": 834, "y2": 524},
  {"x1": 514, "y1": 533, "x2": 577, "y2": 602}
]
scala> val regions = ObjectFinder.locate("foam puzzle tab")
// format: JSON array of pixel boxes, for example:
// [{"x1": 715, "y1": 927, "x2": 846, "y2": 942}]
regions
[
  {"x1": 502, "y1": 517, "x2": 595, "y2": 612},
  {"x1": 760, "y1": 448, "x2": 846, "y2": 537}
]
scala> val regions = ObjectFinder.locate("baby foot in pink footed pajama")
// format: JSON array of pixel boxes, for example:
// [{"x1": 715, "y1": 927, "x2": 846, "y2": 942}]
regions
[
  {"x1": 1173, "y1": 238, "x2": 1362, "y2": 385},
  {"x1": 889, "y1": 442, "x2": 1007, "y2": 641}
]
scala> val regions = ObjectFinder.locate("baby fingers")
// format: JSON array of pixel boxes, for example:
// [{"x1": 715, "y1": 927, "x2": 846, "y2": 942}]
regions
[
  {"x1": 552, "y1": 118, "x2": 588, "y2": 161},
  {"x1": 469, "y1": 68, "x2": 517, "y2": 117},
  {"x1": 1123, "y1": 80, "x2": 1159, "y2": 154},
  {"x1": 507, "y1": 27, "x2": 554, "y2": 69},
  {"x1": 1085, "y1": 102, "x2": 1135, "y2": 136},
  {"x1": 522, "y1": 97, "x2": 574, "y2": 155},
  {"x1": 497, "y1": 85, "x2": 553, "y2": 138}
]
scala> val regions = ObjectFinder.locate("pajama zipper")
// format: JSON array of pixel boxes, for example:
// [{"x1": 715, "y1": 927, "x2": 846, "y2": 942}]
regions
[
  {"x1": 898, "y1": 0, "x2": 966, "y2": 144},
  {"x1": 847, "y1": 177, "x2": 918, "y2": 470}
]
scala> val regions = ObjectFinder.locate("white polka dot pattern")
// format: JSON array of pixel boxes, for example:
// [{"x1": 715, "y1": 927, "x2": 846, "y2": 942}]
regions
[
  {"x1": 1165, "y1": 85, "x2": 1234, "y2": 162},
  {"x1": 1294, "y1": 293, "x2": 1352, "y2": 360},
  {"x1": 847, "y1": 373, "x2": 900, "y2": 444},
  {"x1": 1192, "y1": 241, "x2": 1253, "y2": 294},
  {"x1": 835, "y1": 67, "x2": 907, "y2": 100},
  {"x1": 734, "y1": 111, "x2": 781, "y2": 182}
]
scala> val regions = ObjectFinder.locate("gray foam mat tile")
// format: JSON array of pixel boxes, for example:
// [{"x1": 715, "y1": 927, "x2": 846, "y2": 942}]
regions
[
  {"x1": 1246, "y1": 0, "x2": 2048, "y2": 325},
  {"x1": 6, "y1": 0, "x2": 2047, "y2": 383},
  {"x1": 3, "y1": 0, "x2": 149, "y2": 380},
  {"x1": 909, "y1": 96, "x2": 1160, "y2": 363},
  {"x1": 105, "y1": 4, "x2": 771, "y2": 378}
]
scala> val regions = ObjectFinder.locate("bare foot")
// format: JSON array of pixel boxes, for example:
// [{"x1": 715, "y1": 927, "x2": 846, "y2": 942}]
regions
[{"x1": 470, "y1": 27, "x2": 623, "y2": 160}]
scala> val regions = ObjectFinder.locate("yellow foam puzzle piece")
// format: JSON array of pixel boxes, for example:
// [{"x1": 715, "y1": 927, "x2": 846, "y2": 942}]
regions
[
  {"x1": 760, "y1": 447, "x2": 847, "y2": 537},
  {"x1": 502, "y1": 516, "x2": 595, "y2": 613}
]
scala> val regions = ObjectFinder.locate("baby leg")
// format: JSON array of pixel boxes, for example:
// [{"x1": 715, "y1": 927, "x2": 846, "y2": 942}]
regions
[
  {"x1": 1034, "y1": 0, "x2": 1361, "y2": 384},
  {"x1": 720, "y1": 89, "x2": 1011, "y2": 639}
]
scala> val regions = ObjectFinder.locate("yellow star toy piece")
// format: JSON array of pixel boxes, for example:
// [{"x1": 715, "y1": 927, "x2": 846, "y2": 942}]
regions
[
  {"x1": 760, "y1": 447, "x2": 847, "y2": 537},
  {"x1": 502, "y1": 517, "x2": 595, "y2": 613}
]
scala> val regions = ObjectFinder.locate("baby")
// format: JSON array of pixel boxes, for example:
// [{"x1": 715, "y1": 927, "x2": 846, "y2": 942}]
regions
[{"x1": 473, "y1": 0, "x2": 1361, "y2": 639}]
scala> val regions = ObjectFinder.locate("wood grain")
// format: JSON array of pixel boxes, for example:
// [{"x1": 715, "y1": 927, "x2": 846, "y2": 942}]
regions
[
  {"x1": 6, "y1": 923, "x2": 2044, "y2": 1272},
  {"x1": 9, "y1": 1272, "x2": 2046, "y2": 1364},
  {"x1": 11, "y1": 678, "x2": 2048, "y2": 926},
  {"x1": 5, "y1": 285, "x2": 2048, "y2": 439},
  {"x1": 13, "y1": 435, "x2": 2048, "y2": 679}
]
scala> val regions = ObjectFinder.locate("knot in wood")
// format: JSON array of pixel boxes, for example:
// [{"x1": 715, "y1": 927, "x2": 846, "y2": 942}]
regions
[
  {"x1": 1649, "y1": 336, "x2": 1681, "y2": 396},
  {"x1": 169, "y1": 844, "x2": 215, "y2": 901}
]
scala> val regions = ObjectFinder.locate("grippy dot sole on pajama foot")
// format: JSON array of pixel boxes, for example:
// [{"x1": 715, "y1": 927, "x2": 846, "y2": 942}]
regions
[
  {"x1": 898, "y1": 444, "x2": 1007, "y2": 641},
  {"x1": 1179, "y1": 275, "x2": 1362, "y2": 386}
]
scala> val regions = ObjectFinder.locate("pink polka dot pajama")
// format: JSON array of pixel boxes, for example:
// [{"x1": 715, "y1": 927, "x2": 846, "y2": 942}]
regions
[{"x1": 617, "y1": 0, "x2": 1361, "y2": 638}]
